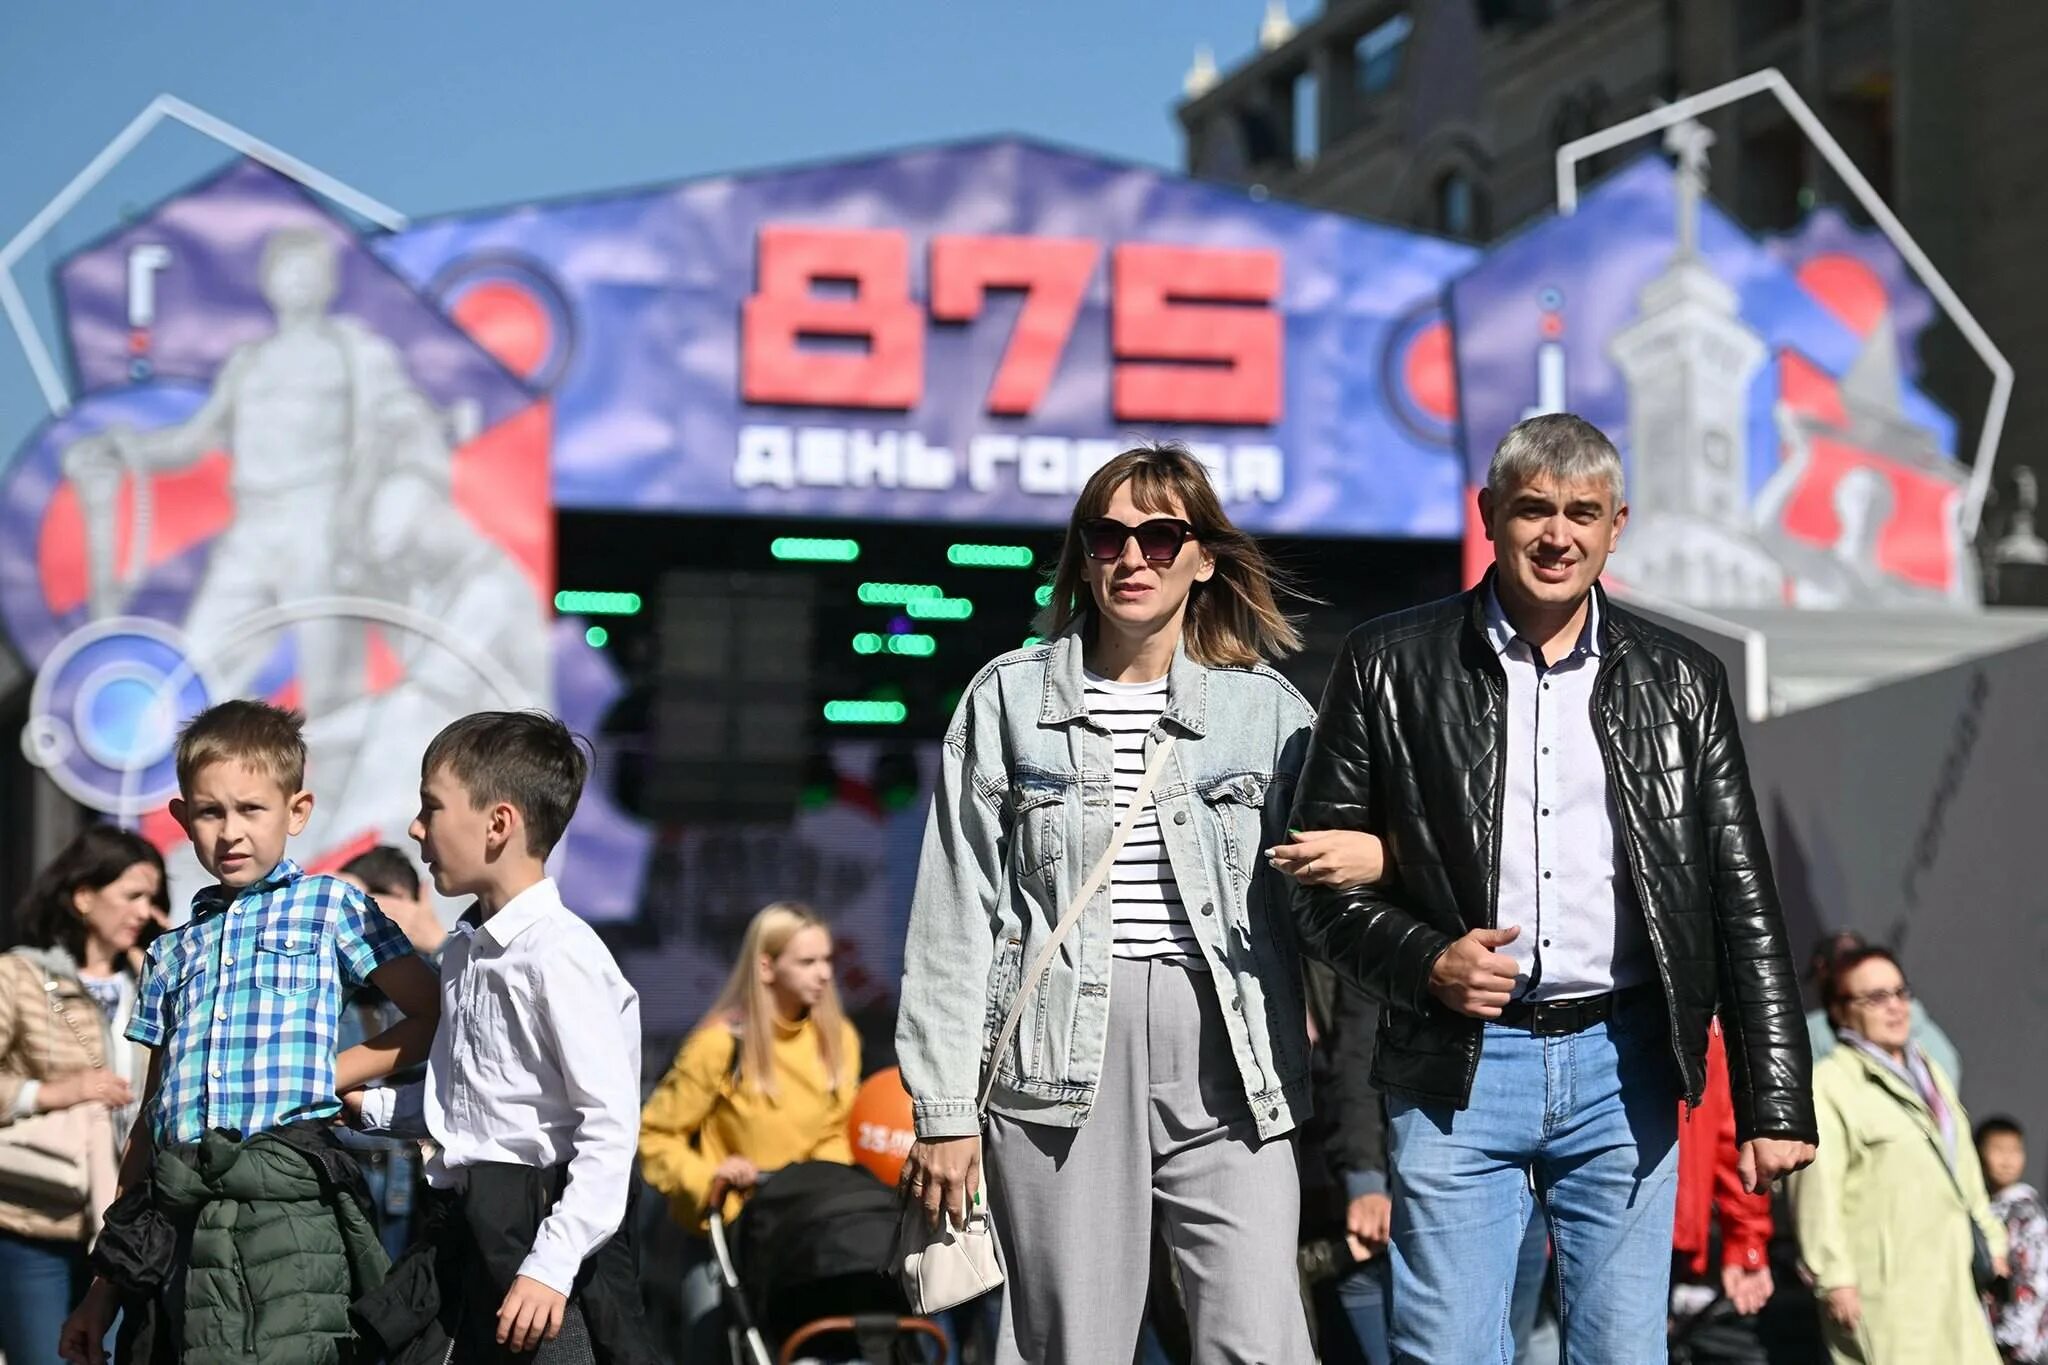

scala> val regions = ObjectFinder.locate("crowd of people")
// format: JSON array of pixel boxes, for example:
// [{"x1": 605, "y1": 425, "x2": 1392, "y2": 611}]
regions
[{"x1": 0, "y1": 414, "x2": 2041, "y2": 1364}]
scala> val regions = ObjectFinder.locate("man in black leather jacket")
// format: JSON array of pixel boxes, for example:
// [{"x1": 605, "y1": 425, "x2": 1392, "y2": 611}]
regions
[{"x1": 1290, "y1": 413, "x2": 1816, "y2": 1363}]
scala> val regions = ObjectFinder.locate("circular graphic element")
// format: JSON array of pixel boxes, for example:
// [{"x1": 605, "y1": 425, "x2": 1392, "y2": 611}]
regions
[
  {"x1": 1796, "y1": 253, "x2": 1888, "y2": 340},
  {"x1": 1381, "y1": 303, "x2": 1460, "y2": 447},
  {"x1": 428, "y1": 253, "x2": 575, "y2": 393},
  {"x1": 22, "y1": 616, "x2": 215, "y2": 816}
]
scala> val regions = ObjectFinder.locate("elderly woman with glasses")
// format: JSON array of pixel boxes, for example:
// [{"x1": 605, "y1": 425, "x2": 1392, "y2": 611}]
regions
[{"x1": 1791, "y1": 945, "x2": 2007, "y2": 1364}]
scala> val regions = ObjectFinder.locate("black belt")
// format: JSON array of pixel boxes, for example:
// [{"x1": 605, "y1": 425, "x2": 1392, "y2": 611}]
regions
[{"x1": 1494, "y1": 984, "x2": 1654, "y2": 1036}]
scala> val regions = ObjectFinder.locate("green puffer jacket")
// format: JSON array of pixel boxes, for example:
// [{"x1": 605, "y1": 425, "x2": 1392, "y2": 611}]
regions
[{"x1": 153, "y1": 1128, "x2": 390, "y2": 1365}]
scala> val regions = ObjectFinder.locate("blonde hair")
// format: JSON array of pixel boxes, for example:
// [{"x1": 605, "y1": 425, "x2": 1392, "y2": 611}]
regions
[
  {"x1": 701, "y1": 902, "x2": 850, "y2": 1099},
  {"x1": 1037, "y1": 444, "x2": 1305, "y2": 667},
  {"x1": 176, "y1": 699, "x2": 307, "y2": 796}
]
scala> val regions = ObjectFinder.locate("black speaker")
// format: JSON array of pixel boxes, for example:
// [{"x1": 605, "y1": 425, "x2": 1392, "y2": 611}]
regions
[{"x1": 651, "y1": 571, "x2": 814, "y2": 822}]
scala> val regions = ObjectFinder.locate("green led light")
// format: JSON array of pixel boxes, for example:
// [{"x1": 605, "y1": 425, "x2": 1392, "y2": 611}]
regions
[
  {"x1": 905, "y1": 596, "x2": 974, "y2": 621},
  {"x1": 856, "y1": 581, "x2": 942, "y2": 605},
  {"x1": 822, "y1": 699, "x2": 907, "y2": 725},
  {"x1": 886, "y1": 633, "x2": 937, "y2": 657},
  {"x1": 771, "y1": 536, "x2": 861, "y2": 563},
  {"x1": 1034, "y1": 584, "x2": 1054, "y2": 607},
  {"x1": 851, "y1": 632, "x2": 883, "y2": 655},
  {"x1": 947, "y1": 543, "x2": 1035, "y2": 569},
  {"x1": 585, "y1": 625, "x2": 609, "y2": 648},
  {"x1": 555, "y1": 590, "x2": 642, "y2": 615},
  {"x1": 1022, "y1": 636, "x2": 1043, "y2": 647}
]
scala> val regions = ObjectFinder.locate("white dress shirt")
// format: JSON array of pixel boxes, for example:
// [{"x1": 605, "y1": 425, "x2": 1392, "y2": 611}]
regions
[
  {"x1": 1484, "y1": 587, "x2": 1653, "y2": 1002},
  {"x1": 358, "y1": 878, "x2": 641, "y2": 1294}
]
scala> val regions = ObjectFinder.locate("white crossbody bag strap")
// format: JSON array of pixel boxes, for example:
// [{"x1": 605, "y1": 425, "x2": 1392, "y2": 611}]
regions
[{"x1": 976, "y1": 734, "x2": 1178, "y2": 1115}]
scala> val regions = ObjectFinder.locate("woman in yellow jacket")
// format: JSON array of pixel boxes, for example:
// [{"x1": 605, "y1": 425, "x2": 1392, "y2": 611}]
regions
[
  {"x1": 1791, "y1": 945, "x2": 2005, "y2": 1365},
  {"x1": 640, "y1": 903, "x2": 861, "y2": 1347}
]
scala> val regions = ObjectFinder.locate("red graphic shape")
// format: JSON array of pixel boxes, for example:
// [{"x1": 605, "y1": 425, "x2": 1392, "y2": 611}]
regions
[
  {"x1": 451, "y1": 280, "x2": 551, "y2": 380},
  {"x1": 1795, "y1": 254, "x2": 1888, "y2": 339},
  {"x1": 37, "y1": 452, "x2": 235, "y2": 617},
  {"x1": 1403, "y1": 320, "x2": 1458, "y2": 423},
  {"x1": 1111, "y1": 244, "x2": 1283, "y2": 425},
  {"x1": 1775, "y1": 351, "x2": 1957, "y2": 590},
  {"x1": 742, "y1": 226, "x2": 923, "y2": 409},
  {"x1": 364, "y1": 626, "x2": 404, "y2": 696},
  {"x1": 450, "y1": 402, "x2": 553, "y2": 600},
  {"x1": 929, "y1": 235, "x2": 1100, "y2": 416},
  {"x1": 140, "y1": 808, "x2": 183, "y2": 857}
]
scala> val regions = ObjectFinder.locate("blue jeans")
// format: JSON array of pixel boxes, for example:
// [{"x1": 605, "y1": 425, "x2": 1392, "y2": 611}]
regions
[
  {"x1": 0, "y1": 1228, "x2": 88, "y2": 1365},
  {"x1": 1386, "y1": 991, "x2": 1681, "y2": 1365}
]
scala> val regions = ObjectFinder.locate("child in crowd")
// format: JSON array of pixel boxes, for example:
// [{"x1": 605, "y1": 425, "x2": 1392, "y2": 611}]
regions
[
  {"x1": 1979, "y1": 1117, "x2": 2048, "y2": 1364},
  {"x1": 58, "y1": 700, "x2": 440, "y2": 1365},
  {"x1": 348, "y1": 711, "x2": 654, "y2": 1364}
]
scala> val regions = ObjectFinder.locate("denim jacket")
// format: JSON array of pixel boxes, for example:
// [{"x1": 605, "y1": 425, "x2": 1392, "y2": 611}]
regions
[{"x1": 896, "y1": 627, "x2": 1316, "y2": 1143}]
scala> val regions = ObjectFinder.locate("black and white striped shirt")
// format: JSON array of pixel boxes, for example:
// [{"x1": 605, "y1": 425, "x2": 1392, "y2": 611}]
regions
[{"x1": 1084, "y1": 671, "x2": 1204, "y2": 965}]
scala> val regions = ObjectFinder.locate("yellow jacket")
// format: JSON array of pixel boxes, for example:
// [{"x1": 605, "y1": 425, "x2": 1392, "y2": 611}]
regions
[
  {"x1": 639, "y1": 1014, "x2": 860, "y2": 1229},
  {"x1": 1791, "y1": 1042, "x2": 2005, "y2": 1365}
]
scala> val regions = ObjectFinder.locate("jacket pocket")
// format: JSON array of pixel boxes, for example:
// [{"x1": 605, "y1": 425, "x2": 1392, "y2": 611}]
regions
[
  {"x1": 982, "y1": 937, "x2": 1024, "y2": 1056},
  {"x1": 255, "y1": 920, "x2": 322, "y2": 996},
  {"x1": 1007, "y1": 774, "x2": 1067, "y2": 876},
  {"x1": 1198, "y1": 771, "x2": 1273, "y2": 879}
]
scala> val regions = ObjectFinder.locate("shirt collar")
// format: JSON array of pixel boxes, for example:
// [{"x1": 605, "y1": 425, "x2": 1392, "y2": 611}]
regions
[
  {"x1": 191, "y1": 858, "x2": 303, "y2": 920},
  {"x1": 1483, "y1": 584, "x2": 1602, "y2": 662},
  {"x1": 467, "y1": 878, "x2": 562, "y2": 948}
]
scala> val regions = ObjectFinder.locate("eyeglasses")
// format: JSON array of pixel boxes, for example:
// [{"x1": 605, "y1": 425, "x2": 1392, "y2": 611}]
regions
[
  {"x1": 1843, "y1": 984, "x2": 1913, "y2": 1008},
  {"x1": 1080, "y1": 516, "x2": 1197, "y2": 565}
]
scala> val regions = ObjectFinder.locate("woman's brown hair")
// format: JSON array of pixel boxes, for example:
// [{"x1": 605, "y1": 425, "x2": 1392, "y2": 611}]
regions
[{"x1": 1036, "y1": 444, "x2": 1304, "y2": 667}]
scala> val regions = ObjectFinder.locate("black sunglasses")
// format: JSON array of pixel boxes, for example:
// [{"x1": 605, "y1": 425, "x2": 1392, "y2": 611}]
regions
[{"x1": 1081, "y1": 516, "x2": 1197, "y2": 565}]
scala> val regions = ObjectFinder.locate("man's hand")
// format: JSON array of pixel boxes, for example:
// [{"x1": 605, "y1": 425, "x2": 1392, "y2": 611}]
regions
[
  {"x1": 1721, "y1": 1263, "x2": 1774, "y2": 1315},
  {"x1": 59, "y1": 1278, "x2": 118, "y2": 1365},
  {"x1": 1737, "y1": 1137, "x2": 1816, "y2": 1193},
  {"x1": 496, "y1": 1275, "x2": 567, "y2": 1354},
  {"x1": 1267, "y1": 829, "x2": 1388, "y2": 889},
  {"x1": 901, "y1": 1135, "x2": 981, "y2": 1231},
  {"x1": 1345, "y1": 1192, "x2": 1393, "y2": 1260},
  {"x1": 1823, "y1": 1284, "x2": 1861, "y2": 1334},
  {"x1": 1427, "y1": 926, "x2": 1522, "y2": 1018}
]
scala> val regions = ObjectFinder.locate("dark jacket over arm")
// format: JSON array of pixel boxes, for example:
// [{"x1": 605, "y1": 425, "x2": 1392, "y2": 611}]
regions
[
  {"x1": 1290, "y1": 631, "x2": 1452, "y2": 1016},
  {"x1": 1321, "y1": 975, "x2": 1389, "y2": 1192}
]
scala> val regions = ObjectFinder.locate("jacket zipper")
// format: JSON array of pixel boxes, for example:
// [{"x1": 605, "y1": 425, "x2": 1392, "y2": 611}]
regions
[{"x1": 1591, "y1": 639, "x2": 1694, "y2": 1099}]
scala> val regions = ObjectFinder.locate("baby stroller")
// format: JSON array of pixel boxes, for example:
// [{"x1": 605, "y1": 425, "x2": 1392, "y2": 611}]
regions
[{"x1": 708, "y1": 1162, "x2": 949, "y2": 1364}]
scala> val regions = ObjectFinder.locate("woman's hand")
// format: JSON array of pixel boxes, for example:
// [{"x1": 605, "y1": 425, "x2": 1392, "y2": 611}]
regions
[
  {"x1": 901, "y1": 1135, "x2": 981, "y2": 1231},
  {"x1": 35, "y1": 1069, "x2": 133, "y2": 1113},
  {"x1": 1267, "y1": 829, "x2": 1387, "y2": 889},
  {"x1": 712, "y1": 1155, "x2": 759, "y2": 1193},
  {"x1": 1824, "y1": 1285, "x2": 1861, "y2": 1333}
]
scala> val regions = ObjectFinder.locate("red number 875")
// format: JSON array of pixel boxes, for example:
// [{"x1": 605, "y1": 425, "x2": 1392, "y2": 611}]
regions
[{"x1": 741, "y1": 226, "x2": 1282, "y2": 426}]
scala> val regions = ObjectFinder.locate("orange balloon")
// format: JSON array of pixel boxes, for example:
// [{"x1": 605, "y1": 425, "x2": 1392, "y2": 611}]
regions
[{"x1": 847, "y1": 1065, "x2": 916, "y2": 1188}]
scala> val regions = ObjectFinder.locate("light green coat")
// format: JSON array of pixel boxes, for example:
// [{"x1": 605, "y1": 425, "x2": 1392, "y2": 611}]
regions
[{"x1": 1791, "y1": 1043, "x2": 2005, "y2": 1365}]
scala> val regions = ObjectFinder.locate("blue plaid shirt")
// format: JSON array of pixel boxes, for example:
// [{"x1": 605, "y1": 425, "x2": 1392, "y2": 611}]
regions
[{"x1": 128, "y1": 858, "x2": 414, "y2": 1145}]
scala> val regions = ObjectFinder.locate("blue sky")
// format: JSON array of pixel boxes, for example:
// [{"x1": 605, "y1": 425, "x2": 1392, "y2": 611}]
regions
[{"x1": 0, "y1": 0, "x2": 1308, "y2": 452}]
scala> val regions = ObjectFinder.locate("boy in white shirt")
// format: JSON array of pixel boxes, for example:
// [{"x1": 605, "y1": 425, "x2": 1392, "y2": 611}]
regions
[{"x1": 347, "y1": 711, "x2": 653, "y2": 1364}]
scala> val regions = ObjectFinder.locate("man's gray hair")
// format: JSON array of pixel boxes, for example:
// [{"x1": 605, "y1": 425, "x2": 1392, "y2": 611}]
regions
[{"x1": 1485, "y1": 413, "x2": 1626, "y2": 506}]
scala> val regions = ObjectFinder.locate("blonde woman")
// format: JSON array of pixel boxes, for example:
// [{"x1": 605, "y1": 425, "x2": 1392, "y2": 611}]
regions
[
  {"x1": 897, "y1": 444, "x2": 1360, "y2": 1363},
  {"x1": 640, "y1": 904, "x2": 860, "y2": 1347}
]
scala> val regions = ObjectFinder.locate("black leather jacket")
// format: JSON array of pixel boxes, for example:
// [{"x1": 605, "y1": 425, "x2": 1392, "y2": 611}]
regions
[{"x1": 1290, "y1": 579, "x2": 1817, "y2": 1144}]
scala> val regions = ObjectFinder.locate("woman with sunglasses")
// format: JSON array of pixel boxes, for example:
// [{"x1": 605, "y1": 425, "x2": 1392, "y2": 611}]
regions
[
  {"x1": 897, "y1": 444, "x2": 1369, "y2": 1362},
  {"x1": 1790, "y1": 945, "x2": 2005, "y2": 1364}
]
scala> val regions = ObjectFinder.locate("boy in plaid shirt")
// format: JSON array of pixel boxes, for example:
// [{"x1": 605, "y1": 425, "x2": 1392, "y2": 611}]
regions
[{"x1": 60, "y1": 700, "x2": 442, "y2": 1363}]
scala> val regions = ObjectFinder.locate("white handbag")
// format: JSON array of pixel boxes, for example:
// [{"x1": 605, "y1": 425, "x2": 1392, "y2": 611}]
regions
[{"x1": 895, "y1": 736, "x2": 1178, "y2": 1314}]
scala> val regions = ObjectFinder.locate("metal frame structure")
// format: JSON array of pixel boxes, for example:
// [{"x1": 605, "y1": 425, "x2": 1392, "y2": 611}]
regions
[
  {"x1": 0, "y1": 93, "x2": 407, "y2": 417},
  {"x1": 1554, "y1": 66, "x2": 2012, "y2": 539}
]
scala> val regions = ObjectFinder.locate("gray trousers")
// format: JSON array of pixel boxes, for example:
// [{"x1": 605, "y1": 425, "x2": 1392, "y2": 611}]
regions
[{"x1": 986, "y1": 958, "x2": 1312, "y2": 1365}]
